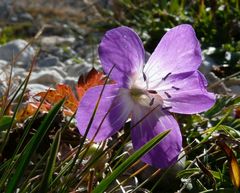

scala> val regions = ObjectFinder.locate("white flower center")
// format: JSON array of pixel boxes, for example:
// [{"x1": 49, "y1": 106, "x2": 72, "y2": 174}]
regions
[{"x1": 128, "y1": 72, "x2": 163, "y2": 108}]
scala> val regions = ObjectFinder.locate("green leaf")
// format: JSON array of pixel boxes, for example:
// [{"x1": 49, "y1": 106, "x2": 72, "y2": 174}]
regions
[
  {"x1": 177, "y1": 168, "x2": 200, "y2": 178},
  {"x1": 205, "y1": 96, "x2": 236, "y2": 118},
  {"x1": 4, "y1": 99, "x2": 65, "y2": 193},
  {"x1": 38, "y1": 130, "x2": 61, "y2": 193},
  {"x1": 0, "y1": 116, "x2": 14, "y2": 131},
  {"x1": 199, "y1": 188, "x2": 237, "y2": 193},
  {"x1": 0, "y1": 93, "x2": 49, "y2": 188},
  {"x1": 92, "y1": 129, "x2": 171, "y2": 193}
]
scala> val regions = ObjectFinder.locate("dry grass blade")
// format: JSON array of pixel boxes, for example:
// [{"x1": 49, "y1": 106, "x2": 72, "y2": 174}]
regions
[
  {"x1": 0, "y1": 49, "x2": 40, "y2": 154},
  {"x1": 217, "y1": 140, "x2": 240, "y2": 189},
  {"x1": 196, "y1": 158, "x2": 216, "y2": 190}
]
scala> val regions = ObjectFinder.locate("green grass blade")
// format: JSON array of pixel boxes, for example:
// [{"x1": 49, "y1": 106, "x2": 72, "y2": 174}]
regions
[
  {"x1": 0, "y1": 50, "x2": 39, "y2": 153},
  {"x1": 38, "y1": 130, "x2": 61, "y2": 193},
  {"x1": 0, "y1": 116, "x2": 14, "y2": 131},
  {"x1": 59, "y1": 66, "x2": 115, "y2": 192},
  {"x1": 1, "y1": 78, "x2": 26, "y2": 117},
  {"x1": 92, "y1": 129, "x2": 171, "y2": 193},
  {"x1": 4, "y1": 99, "x2": 65, "y2": 193},
  {"x1": 0, "y1": 91, "x2": 50, "y2": 187},
  {"x1": 18, "y1": 149, "x2": 50, "y2": 193}
]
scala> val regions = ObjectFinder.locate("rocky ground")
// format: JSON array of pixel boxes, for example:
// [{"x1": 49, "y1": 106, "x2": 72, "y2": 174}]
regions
[
  {"x1": 0, "y1": 0, "x2": 111, "y2": 97},
  {"x1": 0, "y1": 0, "x2": 110, "y2": 96},
  {"x1": 0, "y1": 0, "x2": 239, "y2": 99}
]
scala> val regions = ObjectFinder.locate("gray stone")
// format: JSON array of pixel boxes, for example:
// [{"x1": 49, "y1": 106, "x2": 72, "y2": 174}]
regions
[
  {"x1": 64, "y1": 76, "x2": 78, "y2": 88},
  {"x1": 38, "y1": 56, "x2": 64, "y2": 68},
  {"x1": 17, "y1": 12, "x2": 33, "y2": 22},
  {"x1": 30, "y1": 70, "x2": 64, "y2": 86},
  {"x1": 206, "y1": 72, "x2": 230, "y2": 94},
  {"x1": 40, "y1": 36, "x2": 75, "y2": 48},
  {"x1": 77, "y1": 44, "x2": 98, "y2": 62},
  {"x1": 200, "y1": 55, "x2": 215, "y2": 75},
  {"x1": 65, "y1": 60, "x2": 92, "y2": 77},
  {"x1": 13, "y1": 67, "x2": 27, "y2": 75},
  {"x1": 0, "y1": 1, "x2": 13, "y2": 19},
  {"x1": 47, "y1": 66, "x2": 67, "y2": 78},
  {"x1": 0, "y1": 63, "x2": 23, "y2": 98},
  {"x1": 27, "y1": 84, "x2": 50, "y2": 95},
  {"x1": 0, "y1": 59, "x2": 8, "y2": 67},
  {"x1": 0, "y1": 39, "x2": 35, "y2": 67},
  {"x1": 225, "y1": 79, "x2": 240, "y2": 94}
]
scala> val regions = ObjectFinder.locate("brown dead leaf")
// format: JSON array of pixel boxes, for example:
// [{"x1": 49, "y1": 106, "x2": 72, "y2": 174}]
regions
[
  {"x1": 36, "y1": 84, "x2": 79, "y2": 116},
  {"x1": 16, "y1": 68, "x2": 111, "y2": 120},
  {"x1": 76, "y1": 68, "x2": 105, "y2": 99},
  {"x1": 235, "y1": 107, "x2": 240, "y2": 119},
  {"x1": 217, "y1": 140, "x2": 240, "y2": 189},
  {"x1": 16, "y1": 102, "x2": 51, "y2": 122}
]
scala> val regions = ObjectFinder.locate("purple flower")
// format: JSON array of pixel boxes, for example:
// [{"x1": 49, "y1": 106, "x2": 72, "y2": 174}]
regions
[{"x1": 76, "y1": 24, "x2": 215, "y2": 168}]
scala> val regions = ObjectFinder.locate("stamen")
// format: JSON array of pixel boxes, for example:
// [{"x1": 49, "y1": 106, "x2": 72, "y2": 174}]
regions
[
  {"x1": 164, "y1": 91, "x2": 171, "y2": 98},
  {"x1": 143, "y1": 72, "x2": 147, "y2": 81},
  {"x1": 148, "y1": 90, "x2": 158, "y2": 94},
  {"x1": 172, "y1": 86, "x2": 180, "y2": 90},
  {"x1": 162, "y1": 72, "x2": 172, "y2": 81},
  {"x1": 162, "y1": 106, "x2": 172, "y2": 110},
  {"x1": 149, "y1": 98, "x2": 155, "y2": 106}
]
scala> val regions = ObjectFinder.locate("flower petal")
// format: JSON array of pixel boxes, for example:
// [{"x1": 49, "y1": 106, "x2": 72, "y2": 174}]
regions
[
  {"x1": 76, "y1": 84, "x2": 133, "y2": 142},
  {"x1": 131, "y1": 106, "x2": 182, "y2": 168},
  {"x1": 144, "y1": 24, "x2": 201, "y2": 87},
  {"x1": 158, "y1": 71, "x2": 215, "y2": 114},
  {"x1": 99, "y1": 26, "x2": 145, "y2": 87}
]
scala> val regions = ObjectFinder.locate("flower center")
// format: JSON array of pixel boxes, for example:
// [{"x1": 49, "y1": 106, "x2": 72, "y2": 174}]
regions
[
  {"x1": 126, "y1": 71, "x2": 180, "y2": 111},
  {"x1": 129, "y1": 86, "x2": 163, "y2": 108},
  {"x1": 129, "y1": 87, "x2": 146, "y2": 101}
]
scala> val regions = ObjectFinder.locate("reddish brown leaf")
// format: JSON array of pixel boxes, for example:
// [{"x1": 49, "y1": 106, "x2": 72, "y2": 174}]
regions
[
  {"x1": 36, "y1": 84, "x2": 79, "y2": 116},
  {"x1": 16, "y1": 102, "x2": 50, "y2": 122},
  {"x1": 217, "y1": 140, "x2": 240, "y2": 189},
  {"x1": 76, "y1": 68, "x2": 105, "y2": 99},
  {"x1": 16, "y1": 69, "x2": 111, "y2": 119},
  {"x1": 235, "y1": 107, "x2": 240, "y2": 119}
]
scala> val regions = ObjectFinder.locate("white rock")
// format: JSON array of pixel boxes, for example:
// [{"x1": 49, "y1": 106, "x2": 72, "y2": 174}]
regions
[
  {"x1": 225, "y1": 79, "x2": 240, "y2": 94},
  {"x1": 0, "y1": 39, "x2": 35, "y2": 66},
  {"x1": 206, "y1": 72, "x2": 230, "y2": 94},
  {"x1": 202, "y1": 47, "x2": 216, "y2": 55},
  {"x1": 0, "y1": 59, "x2": 8, "y2": 68},
  {"x1": 30, "y1": 70, "x2": 64, "y2": 85},
  {"x1": 0, "y1": 63, "x2": 23, "y2": 97},
  {"x1": 40, "y1": 36, "x2": 75, "y2": 48},
  {"x1": 64, "y1": 76, "x2": 78, "y2": 88},
  {"x1": 65, "y1": 62, "x2": 92, "y2": 77},
  {"x1": 27, "y1": 84, "x2": 50, "y2": 95},
  {"x1": 47, "y1": 66, "x2": 67, "y2": 78},
  {"x1": 200, "y1": 55, "x2": 215, "y2": 75},
  {"x1": 13, "y1": 67, "x2": 27, "y2": 75}
]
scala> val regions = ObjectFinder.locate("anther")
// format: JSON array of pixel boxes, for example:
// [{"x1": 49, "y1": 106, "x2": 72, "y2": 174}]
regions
[
  {"x1": 162, "y1": 106, "x2": 172, "y2": 110},
  {"x1": 143, "y1": 72, "x2": 147, "y2": 81},
  {"x1": 149, "y1": 98, "x2": 155, "y2": 106},
  {"x1": 148, "y1": 90, "x2": 158, "y2": 94},
  {"x1": 172, "y1": 86, "x2": 180, "y2": 90},
  {"x1": 164, "y1": 91, "x2": 171, "y2": 98},
  {"x1": 162, "y1": 72, "x2": 172, "y2": 81}
]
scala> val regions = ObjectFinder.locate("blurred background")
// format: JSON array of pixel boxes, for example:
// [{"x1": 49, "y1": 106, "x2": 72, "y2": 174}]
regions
[{"x1": 0, "y1": 0, "x2": 239, "y2": 94}]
